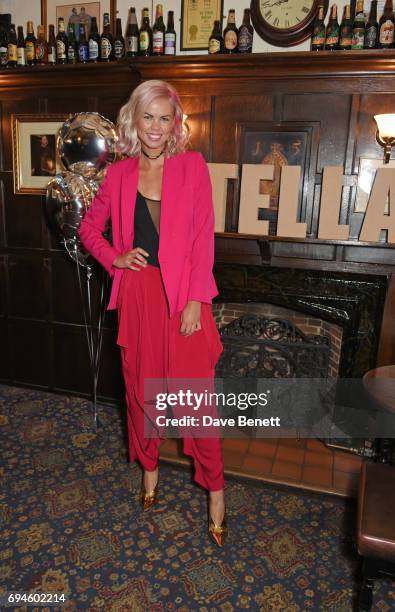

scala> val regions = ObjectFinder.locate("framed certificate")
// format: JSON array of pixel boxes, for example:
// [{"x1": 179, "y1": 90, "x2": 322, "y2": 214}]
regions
[{"x1": 180, "y1": 0, "x2": 224, "y2": 51}]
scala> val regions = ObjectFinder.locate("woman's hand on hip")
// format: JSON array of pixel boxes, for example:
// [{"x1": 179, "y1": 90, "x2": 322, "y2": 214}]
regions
[
  {"x1": 180, "y1": 301, "x2": 201, "y2": 336},
  {"x1": 112, "y1": 247, "x2": 149, "y2": 271}
]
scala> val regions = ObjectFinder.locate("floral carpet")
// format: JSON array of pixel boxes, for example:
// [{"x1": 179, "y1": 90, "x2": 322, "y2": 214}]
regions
[{"x1": 0, "y1": 383, "x2": 394, "y2": 611}]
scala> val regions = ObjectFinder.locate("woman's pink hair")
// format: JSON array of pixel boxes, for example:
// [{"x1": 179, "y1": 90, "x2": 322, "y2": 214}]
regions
[{"x1": 116, "y1": 80, "x2": 190, "y2": 157}]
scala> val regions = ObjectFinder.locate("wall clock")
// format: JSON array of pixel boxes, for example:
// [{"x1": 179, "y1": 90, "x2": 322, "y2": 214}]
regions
[{"x1": 251, "y1": 0, "x2": 329, "y2": 47}]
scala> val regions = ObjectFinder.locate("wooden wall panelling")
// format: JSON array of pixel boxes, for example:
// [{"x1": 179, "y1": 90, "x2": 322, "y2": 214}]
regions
[
  {"x1": 180, "y1": 95, "x2": 212, "y2": 161},
  {"x1": 8, "y1": 254, "x2": 50, "y2": 319},
  {"x1": 52, "y1": 323, "x2": 92, "y2": 394},
  {"x1": 4, "y1": 178, "x2": 45, "y2": 249},
  {"x1": 1, "y1": 96, "x2": 41, "y2": 172},
  {"x1": 10, "y1": 319, "x2": 51, "y2": 387}
]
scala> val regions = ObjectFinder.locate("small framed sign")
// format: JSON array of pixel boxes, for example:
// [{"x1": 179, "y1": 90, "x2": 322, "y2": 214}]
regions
[{"x1": 180, "y1": 0, "x2": 224, "y2": 51}]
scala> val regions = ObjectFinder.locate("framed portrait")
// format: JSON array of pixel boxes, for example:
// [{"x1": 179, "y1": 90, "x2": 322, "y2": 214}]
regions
[
  {"x1": 180, "y1": 0, "x2": 224, "y2": 51},
  {"x1": 355, "y1": 157, "x2": 393, "y2": 214},
  {"x1": 237, "y1": 122, "x2": 319, "y2": 235},
  {"x1": 12, "y1": 114, "x2": 67, "y2": 195},
  {"x1": 41, "y1": 0, "x2": 116, "y2": 36}
]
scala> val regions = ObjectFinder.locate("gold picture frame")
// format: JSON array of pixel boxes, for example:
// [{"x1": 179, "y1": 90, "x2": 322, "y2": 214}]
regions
[
  {"x1": 12, "y1": 114, "x2": 67, "y2": 195},
  {"x1": 40, "y1": 0, "x2": 116, "y2": 35},
  {"x1": 180, "y1": 0, "x2": 224, "y2": 51}
]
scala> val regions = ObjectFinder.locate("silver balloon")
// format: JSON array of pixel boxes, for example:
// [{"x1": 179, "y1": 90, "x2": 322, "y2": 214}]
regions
[
  {"x1": 58, "y1": 112, "x2": 117, "y2": 179},
  {"x1": 46, "y1": 172, "x2": 99, "y2": 267}
]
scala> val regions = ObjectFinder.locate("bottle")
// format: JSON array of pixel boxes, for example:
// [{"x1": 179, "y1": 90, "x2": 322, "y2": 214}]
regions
[
  {"x1": 47, "y1": 24, "x2": 56, "y2": 64},
  {"x1": 339, "y1": 5, "x2": 353, "y2": 49},
  {"x1": 152, "y1": 4, "x2": 165, "y2": 55},
  {"x1": 78, "y1": 22, "x2": 89, "y2": 62},
  {"x1": 8, "y1": 23, "x2": 17, "y2": 67},
  {"x1": 351, "y1": 0, "x2": 365, "y2": 49},
  {"x1": 311, "y1": 5, "x2": 326, "y2": 50},
  {"x1": 100, "y1": 13, "x2": 114, "y2": 61},
  {"x1": 325, "y1": 4, "x2": 340, "y2": 50},
  {"x1": 17, "y1": 26, "x2": 26, "y2": 67},
  {"x1": 379, "y1": 0, "x2": 395, "y2": 49},
  {"x1": 35, "y1": 24, "x2": 48, "y2": 65},
  {"x1": 364, "y1": 0, "x2": 379, "y2": 48},
  {"x1": 125, "y1": 7, "x2": 139, "y2": 56},
  {"x1": 88, "y1": 17, "x2": 100, "y2": 61},
  {"x1": 25, "y1": 21, "x2": 36, "y2": 66},
  {"x1": 114, "y1": 17, "x2": 125, "y2": 59},
  {"x1": 56, "y1": 17, "x2": 68, "y2": 63},
  {"x1": 208, "y1": 20, "x2": 223, "y2": 54},
  {"x1": 0, "y1": 25, "x2": 8, "y2": 68},
  {"x1": 164, "y1": 11, "x2": 176, "y2": 55},
  {"x1": 139, "y1": 8, "x2": 152, "y2": 56},
  {"x1": 224, "y1": 9, "x2": 238, "y2": 53},
  {"x1": 67, "y1": 23, "x2": 78, "y2": 63},
  {"x1": 238, "y1": 8, "x2": 253, "y2": 53}
]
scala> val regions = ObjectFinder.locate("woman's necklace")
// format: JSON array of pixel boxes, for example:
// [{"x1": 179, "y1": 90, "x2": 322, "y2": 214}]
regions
[{"x1": 141, "y1": 148, "x2": 165, "y2": 160}]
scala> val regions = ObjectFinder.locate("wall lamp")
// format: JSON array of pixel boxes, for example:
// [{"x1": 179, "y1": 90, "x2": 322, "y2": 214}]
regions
[{"x1": 374, "y1": 114, "x2": 395, "y2": 164}]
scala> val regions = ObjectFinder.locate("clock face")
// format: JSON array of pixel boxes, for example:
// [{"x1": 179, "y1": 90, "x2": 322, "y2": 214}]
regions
[
  {"x1": 259, "y1": 0, "x2": 315, "y2": 31},
  {"x1": 251, "y1": 0, "x2": 328, "y2": 47}
]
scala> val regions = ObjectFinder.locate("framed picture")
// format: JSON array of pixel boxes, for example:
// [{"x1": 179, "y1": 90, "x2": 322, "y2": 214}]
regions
[
  {"x1": 180, "y1": 0, "x2": 224, "y2": 51},
  {"x1": 12, "y1": 114, "x2": 67, "y2": 195},
  {"x1": 237, "y1": 122, "x2": 319, "y2": 235},
  {"x1": 41, "y1": 0, "x2": 116, "y2": 36}
]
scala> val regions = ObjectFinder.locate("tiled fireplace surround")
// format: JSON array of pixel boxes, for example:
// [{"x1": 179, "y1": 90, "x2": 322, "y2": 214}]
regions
[{"x1": 160, "y1": 263, "x2": 387, "y2": 497}]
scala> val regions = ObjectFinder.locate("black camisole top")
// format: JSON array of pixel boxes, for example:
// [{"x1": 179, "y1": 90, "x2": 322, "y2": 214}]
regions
[{"x1": 133, "y1": 190, "x2": 161, "y2": 268}]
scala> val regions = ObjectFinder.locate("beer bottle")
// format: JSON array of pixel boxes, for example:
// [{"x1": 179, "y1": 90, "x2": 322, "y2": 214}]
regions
[
  {"x1": 208, "y1": 20, "x2": 223, "y2": 54},
  {"x1": 238, "y1": 9, "x2": 253, "y2": 53},
  {"x1": 339, "y1": 5, "x2": 353, "y2": 49},
  {"x1": 25, "y1": 21, "x2": 36, "y2": 66},
  {"x1": 100, "y1": 13, "x2": 114, "y2": 61},
  {"x1": 67, "y1": 23, "x2": 78, "y2": 63},
  {"x1": 224, "y1": 9, "x2": 238, "y2": 53},
  {"x1": 364, "y1": 0, "x2": 379, "y2": 48},
  {"x1": 139, "y1": 8, "x2": 152, "y2": 56},
  {"x1": 8, "y1": 23, "x2": 17, "y2": 67},
  {"x1": 114, "y1": 17, "x2": 125, "y2": 59},
  {"x1": 311, "y1": 5, "x2": 326, "y2": 50},
  {"x1": 35, "y1": 24, "x2": 48, "y2": 64},
  {"x1": 351, "y1": 0, "x2": 365, "y2": 49},
  {"x1": 379, "y1": 0, "x2": 395, "y2": 49},
  {"x1": 164, "y1": 11, "x2": 176, "y2": 55},
  {"x1": 0, "y1": 25, "x2": 8, "y2": 68},
  {"x1": 152, "y1": 4, "x2": 165, "y2": 55},
  {"x1": 48, "y1": 25, "x2": 56, "y2": 64},
  {"x1": 17, "y1": 26, "x2": 26, "y2": 67},
  {"x1": 325, "y1": 4, "x2": 340, "y2": 50},
  {"x1": 78, "y1": 23, "x2": 89, "y2": 62},
  {"x1": 56, "y1": 17, "x2": 68, "y2": 63},
  {"x1": 126, "y1": 7, "x2": 139, "y2": 56},
  {"x1": 88, "y1": 17, "x2": 100, "y2": 62}
]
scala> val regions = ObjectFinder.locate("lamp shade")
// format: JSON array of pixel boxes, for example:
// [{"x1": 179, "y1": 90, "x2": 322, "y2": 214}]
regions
[{"x1": 374, "y1": 114, "x2": 395, "y2": 139}]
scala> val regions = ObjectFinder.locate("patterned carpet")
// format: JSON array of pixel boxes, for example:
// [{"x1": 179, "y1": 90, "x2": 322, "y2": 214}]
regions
[{"x1": 0, "y1": 384, "x2": 394, "y2": 611}]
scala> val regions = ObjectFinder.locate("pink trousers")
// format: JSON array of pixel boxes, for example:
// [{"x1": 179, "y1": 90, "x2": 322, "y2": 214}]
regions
[{"x1": 116, "y1": 265, "x2": 225, "y2": 491}]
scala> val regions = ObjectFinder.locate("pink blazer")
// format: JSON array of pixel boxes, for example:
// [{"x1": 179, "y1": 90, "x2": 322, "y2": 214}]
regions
[{"x1": 78, "y1": 150, "x2": 218, "y2": 317}]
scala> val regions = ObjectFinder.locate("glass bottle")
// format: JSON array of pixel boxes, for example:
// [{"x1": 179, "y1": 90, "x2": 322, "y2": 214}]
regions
[
  {"x1": 56, "y1": 17, "x2": 68, "y2": 63},
  {"x1": 325, "y1": 4, "x2": 340, "y2": 50},
  {"x1": 164, "y1": 11, "x2": 176, "y2": 55},
  {"x1": 8, "y1": 23, "x2": 17, "y2": 67},
  {"x1": 339, "y1": 5, "x2": 353, "y2": 50},
  {"x1": 67, "y1": 23, "x2": 78, "y2": 63},
  {"x1": 208, "y1": 20, "x2": 223, "y2": 54},
  {"x1": 139, "y1": 7, "x2": 152, "y2": 56},
  {"x1": 152, "y1": 4, "x2": 165, "y2": 55},
  {"x1": 351, "y1": 0, "x2": 365, "y2": 49},
  {"x1": 78, "y1": 22, "x2": 89, "y2": 62},
  {"x1": 0, "y1": 25, "x2": 8, "y2": 68},
  {"x1": 114, "y1": 17, "x2": 125, "y2": 59},
  {"x1": 88, "y1": 17, "x2": 100, "y2": 62},
  {"x1": 238, "y1": 9, "x2": 253, "y2": 53},
  {"x1": 100, "y1": 13, "x2": 114, "y2": 61},
  {"x1": 35, "y1": 24, "x2": 48, "y2": 64},
  {"x1": 47, "y1": 24, "x2": 56, "y2": 64},
  {"x1": 379, "y1": 0, "x2": 395, "y2": 49},
  {"x1": 311, "y1": 5, "x2": 326, "y2": 50},
  {"x1": 17, "y1": 26, "x2": 26, "y2": 67},
  {"x1": 364, "y1": 0, "x2": 379, "y2": 48},
  {"x1": 224, "y1": 9, "x2": 238, "y2": 53},
  {"x1": 25, "y1": 21, "x2": 36, "y2": 66},
  {"x1": 126, "y1": 7, "x2": 139, "y2": 56}
]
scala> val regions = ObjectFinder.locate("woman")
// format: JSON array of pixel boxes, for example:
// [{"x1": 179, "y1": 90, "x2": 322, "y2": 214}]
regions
[{"x1": 78, "y1": 80, "x2": 227, "y2": 547}]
